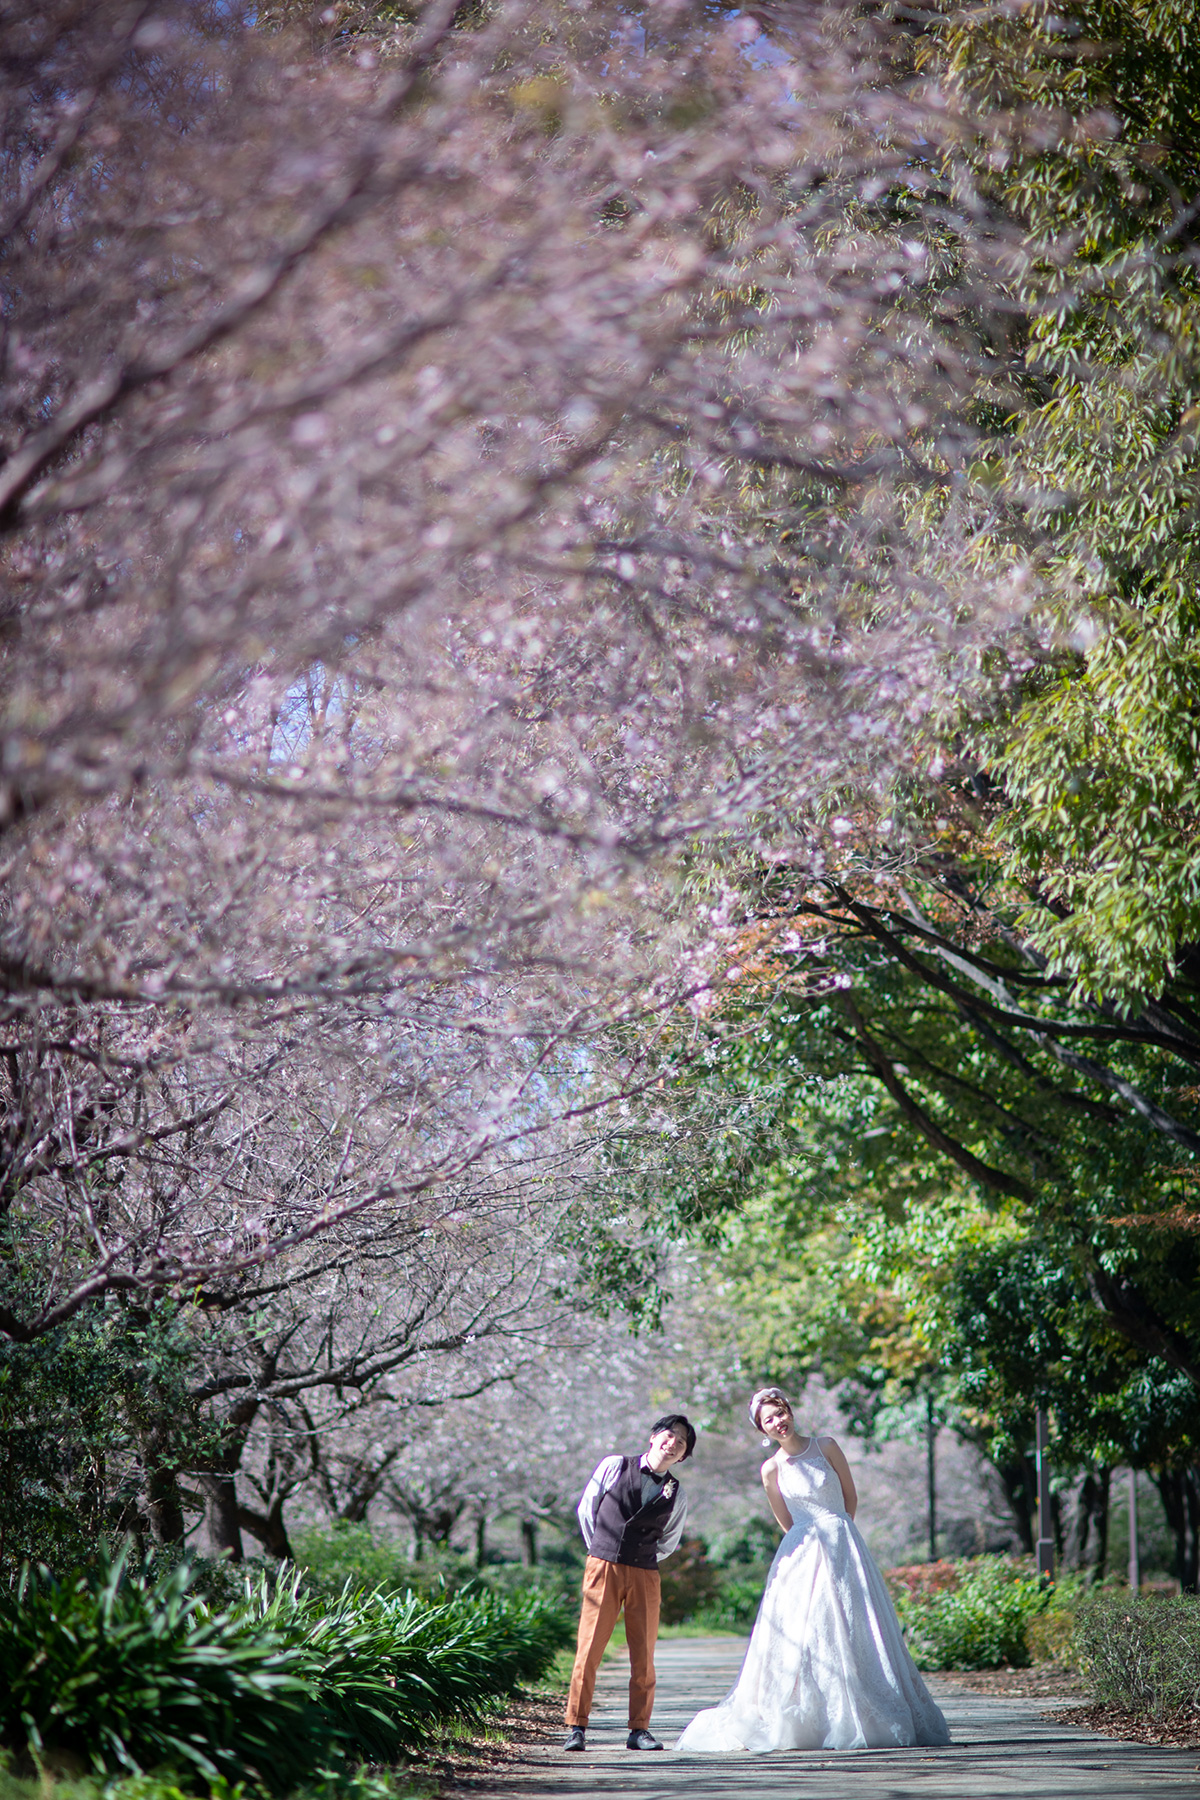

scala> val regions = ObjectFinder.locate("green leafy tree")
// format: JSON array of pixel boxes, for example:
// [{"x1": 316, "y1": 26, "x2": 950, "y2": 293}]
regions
[
  {"x1": 929, "y1": 2, "x2": 1200, "y2": 1002},
  {"x1": 663, "y1": 846, "x2": 1200, "y2": 1581},
  {"x1": 0, "y1": 1300, "x2": 221, "y2": 1573}
]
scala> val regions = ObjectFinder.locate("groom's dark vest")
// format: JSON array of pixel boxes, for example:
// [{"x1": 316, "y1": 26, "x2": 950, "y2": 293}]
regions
[{"x1": 589, "y1": 1456, "x2": 680, "y2": 1570}]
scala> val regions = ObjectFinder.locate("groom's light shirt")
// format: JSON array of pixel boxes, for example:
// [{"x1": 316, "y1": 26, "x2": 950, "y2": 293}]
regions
[{"x1": 576, "y1": 1453, "x2": 688, "y2": 1561}]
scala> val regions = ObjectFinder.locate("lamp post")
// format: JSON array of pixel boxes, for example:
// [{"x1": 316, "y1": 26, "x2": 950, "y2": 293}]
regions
[
  {"x1": 1035, "y1": 1407, "x2": 1054, "y2": 1581},
  {"x1": 926, "y1": 1388, "x2": 938, "y2": 1563}
]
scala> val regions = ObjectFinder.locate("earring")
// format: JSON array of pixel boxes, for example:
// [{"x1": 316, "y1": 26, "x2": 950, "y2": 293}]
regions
[{"x1": 761, "y1": 1436, "x2": 772, "y2": 1449}]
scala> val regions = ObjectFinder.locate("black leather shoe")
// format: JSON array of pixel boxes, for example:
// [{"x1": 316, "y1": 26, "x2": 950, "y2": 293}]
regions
[
  {"x1": 563, "y1": 1727, "x2": 586, "y2": 1752},
  {"x1": 626, "y1": 1730, "x2": 663, "y2": 1751}
]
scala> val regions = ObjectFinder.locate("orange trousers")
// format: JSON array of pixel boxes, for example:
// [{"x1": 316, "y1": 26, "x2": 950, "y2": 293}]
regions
[{"x1": 565, "y1": 1556, "x2": 661, "y2": 1731}]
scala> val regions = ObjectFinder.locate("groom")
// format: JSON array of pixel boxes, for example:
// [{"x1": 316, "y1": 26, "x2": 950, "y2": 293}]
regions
[{"x1": 563, "y1": 1413, "x2": 696, "y2": 1753}]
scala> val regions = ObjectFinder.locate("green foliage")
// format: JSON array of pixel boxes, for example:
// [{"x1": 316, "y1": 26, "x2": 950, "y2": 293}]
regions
[
  {"x1": 706, "y1": 1516, "x2": 782, "y2": 1568},
  {"x1": 0, "y1": 1765, "x2": 424, "y2": 1800},
  {"x1": 666, "y1": 1522, "x2": 784, "y2": 1632},
  {"x1": 993, "y1": 609, "x2": 1200, "y2": 1005},
  {"x1": 687, "y1": 1574, "x2": 766, "y2": 1633},
  {"x1": 658, "y1": 1538, "x2": 721, "y2": 1626},
  {"x1": 0, "y1": 1552, "x2": 324, "y2": 1790},
  {"x1": 0, "y1": 1546, "x2": 573, "y2": 1790},
  {"x1": 932, "y1": 1228, "x2": 1200, "y2": 1477},
  {"x1": 685, "y1": 876, "x2": 1200, "y2": 1556},
  {"x1": 893, "y1": 1557, "x2": 1049, "y2": 1671},
  {"x1": 291, "y1": 1526, "x2": 447, "y2": 1600},
  {"x1": 291, "y1": 1522, "x2": 582, "y2": 1608},
  {"x1": 926, "y1": 2, "x2": 1200, "y2": 1001},
  {"x1": 260, "y1": 1579, "x2": 572, "y2": 1760},
  {"x1": 0, "y1": 1763, "x2": 424, "y2": 1800},
  {"x1": 0, "y1": 1301, "x2": 217, "y2": 1574},
  {"x1": 1075, "y1": 1590, "x2": 1200, "y2": 1714},
  {"x1": 1026, "y1": 1603, "x2": 1078, "y2": 1666}
]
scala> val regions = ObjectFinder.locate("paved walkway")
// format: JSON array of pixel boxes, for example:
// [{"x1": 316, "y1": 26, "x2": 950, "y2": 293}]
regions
[{"x1": 471, "y1": 1637, "x2": 1200, "y2": 1800}]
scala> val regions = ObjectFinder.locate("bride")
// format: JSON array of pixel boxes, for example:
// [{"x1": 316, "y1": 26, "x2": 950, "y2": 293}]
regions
[{"x1": 675, "y1": 1387, "x2": 949, "y2": 1753}]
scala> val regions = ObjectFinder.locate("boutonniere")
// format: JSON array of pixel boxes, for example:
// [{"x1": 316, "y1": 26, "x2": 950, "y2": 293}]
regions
[{"x1": 662, "y1": 1478, "x2": 677, "y2": 1501}]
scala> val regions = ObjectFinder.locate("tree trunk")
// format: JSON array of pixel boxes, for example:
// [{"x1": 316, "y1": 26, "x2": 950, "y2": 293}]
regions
[
  {"x1": 1186, "y1": 1468, "x2": 1200, "y2": 1594},
  {"x1": 475, "y1": 1509, "x2": 487, "y2": 1568},
  {"x1": 1090, "y1": 1468, "x2": 1111, "y2": 1581},
  {"x1": 1064, "y1": 1475, "x2": 1089, "y2": 1571},
  {"x1": 521, "y1": 1517, "x2": 538, "y2": 1566},
  {"x1": 336, "y1": 1452, "x2": 399, "y2": 1523},
  {"x1": 133, "y1": 1379, "x2": 189, "y2": 1546},
  {"x1": 1152, "y1": 1466, "x2": 1200, "y2": 1592},
  {"x1": 1065, "y1": 1468, "x2": 1109, "y2": 1577},
  {"x1": 201, "y1": 1471, "x2": 245, "y2": 1562},
  {"x1": 996, "y1": 1455, "x2": 1036, "y2": 1552},
  {"x1": 238, "y1": 1497, "x2": 295, "y2": 1561},
  {"x1": 145, "y1": 1458, "x2": 187, "y2": 1546}
]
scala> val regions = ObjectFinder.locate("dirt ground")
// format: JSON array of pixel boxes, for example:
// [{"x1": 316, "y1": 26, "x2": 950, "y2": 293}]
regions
[
  {"x1": 420, "y1": 1691, "x2": 567, "y2": 1791},
  {"x1": 936, "y1": 1664, "x2": 1086, "y2": 1701},
  {"x1": 936, "y1": 1666, "x2": 1200, "y2": 1750},
  {"x1": 1043, "y1": 1701, "x2": 1200, "y2": 1751}
]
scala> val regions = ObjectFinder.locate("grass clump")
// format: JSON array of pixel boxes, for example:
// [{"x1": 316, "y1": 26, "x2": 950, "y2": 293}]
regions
[
  {"x1": 0, "y1": 1545, "x2": 573, "y2": 1792},
  {"x1": 1075, "y1": 1591, "x2": 1200, "y2": 1717}
]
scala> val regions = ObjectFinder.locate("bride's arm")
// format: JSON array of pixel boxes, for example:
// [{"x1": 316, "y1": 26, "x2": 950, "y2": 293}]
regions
[
  {"x1": 820, "y1": 1437, "x2": 858, "y2": 1518},
  {"x1": 761, "y1": 1459, "x2": 793, "y2": 1532}
]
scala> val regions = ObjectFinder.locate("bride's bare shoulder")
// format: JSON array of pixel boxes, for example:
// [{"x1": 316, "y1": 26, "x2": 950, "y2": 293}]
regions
[{"x1": 760, "y1": 1452, "x2": 781, "y2": 1486}]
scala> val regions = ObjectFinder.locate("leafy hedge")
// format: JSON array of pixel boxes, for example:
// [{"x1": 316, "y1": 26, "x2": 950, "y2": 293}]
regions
[
  {"x1": 1075, "y1": 1591, "x2": 1200, "y2": 1717},
  {"x1": 0, "y1": 1547, "x2": 573, "y2": 1791},
  {"x1": 890, "y1": 1557, "x2": 1052, "y2": 1670}
]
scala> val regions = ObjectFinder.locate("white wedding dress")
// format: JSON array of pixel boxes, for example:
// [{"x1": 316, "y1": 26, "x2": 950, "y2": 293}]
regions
[{"x1": 675, "y1": 1437, "x2": 949, "y2": 1753}]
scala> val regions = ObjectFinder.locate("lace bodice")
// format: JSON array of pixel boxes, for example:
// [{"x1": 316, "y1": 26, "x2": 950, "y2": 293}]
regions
[{"x1": 775, "y1": 1438, "x2": 847, "y2": 1520}]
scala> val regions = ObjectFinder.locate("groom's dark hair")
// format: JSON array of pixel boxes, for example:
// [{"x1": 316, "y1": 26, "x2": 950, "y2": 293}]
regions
[{"x1": 652, "y1": 1413, "x2": 696, "y2": 1461}]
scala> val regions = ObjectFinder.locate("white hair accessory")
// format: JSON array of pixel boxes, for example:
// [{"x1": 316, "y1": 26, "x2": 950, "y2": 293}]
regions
[{"x1": 748, "y1": 1386, "x2": 792, "y2": 1431}]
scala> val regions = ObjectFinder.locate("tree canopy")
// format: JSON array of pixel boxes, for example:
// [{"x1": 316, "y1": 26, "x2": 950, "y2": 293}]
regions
[{"x1": 8, "y1": 0, "x2": 1200, "y2": 1578}]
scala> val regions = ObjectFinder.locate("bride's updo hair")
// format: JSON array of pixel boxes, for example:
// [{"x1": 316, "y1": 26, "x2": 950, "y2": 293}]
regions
[{"x1": 748, "y1": 1386, "x2": 792, "y2": 1432}]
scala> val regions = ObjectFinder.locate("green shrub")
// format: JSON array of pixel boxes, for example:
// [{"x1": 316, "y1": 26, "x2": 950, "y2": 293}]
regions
[
  {"x1": 263, "y1": 1580, "x2": 574, "y2": 1757},
  {"x1": 706, "y1": 1519, "x2": 781, "y2": 1568},
  {"x1": 894, "y1": 1556, "x2": 1049, "y2": 1670},
  {"x1": 690, "y1": 1573, "x2": 766, "y2": 1632},
  {"x1": 0, "y1": 1551, "x2": 323, "y2": 1790},
  {"x1": 659, "y1": 1539, "x2": 721, "y2": 1625},
  {"x1": 0, "y1": 1546, "x2": 574, "y2": 1791},
  {"x1": 291, "y1": 1523, "x2": 580, "y2": 1608},
  {"x1": 883, "y1": 1561, "x2": 960, "y2": 1602},
  {"x1": 672, "y1": 1518, "x2": 780, "y2": 1631},
  {"x1": 1075, "y1": 1591, "x2": 1200, "y2": 1716},
  {"x1": 290, "y1": 1526, "x2": 442, "y2": 1600},
  {"x1": 1026, "y1": 1604, "x2": 1077, "y2": 1665},
  {"x1": 0, "y1": 1307, "x2": 225, "y2": 1582}
]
